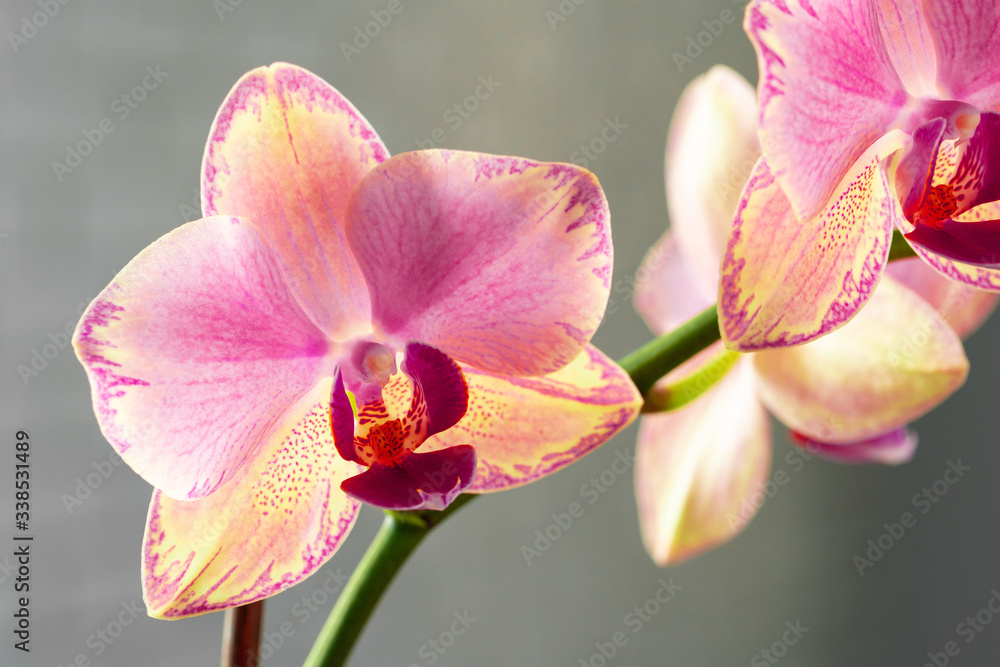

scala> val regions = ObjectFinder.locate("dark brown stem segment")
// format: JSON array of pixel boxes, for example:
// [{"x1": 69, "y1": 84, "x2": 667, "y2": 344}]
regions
[{"x1": 221, "y1": 600, "x2": 264, "y2": 667}]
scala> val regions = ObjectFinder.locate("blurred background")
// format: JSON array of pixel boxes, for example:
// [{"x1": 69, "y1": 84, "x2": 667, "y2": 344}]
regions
[{"x1": 3, "y1": 0, "x2": 1000, "y2": 665}]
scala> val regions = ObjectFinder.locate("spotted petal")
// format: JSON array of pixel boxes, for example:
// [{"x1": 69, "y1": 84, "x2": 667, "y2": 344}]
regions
[
  {"x1": 635, "y1": 359, "x2": 771, "y2": 566},
  {"x1": 346, "y1": 150, "x2": 611, "y2": 376},
  {"x1": 142, "y1": 379, "x2": 361, "y2": 619},
  {"x1": 72, "y1": 217, "x2": 331, "y2": 501},
  {"x1": 719, "y1": 144, "x2": 905, "y2": 351},
  {"x1": 420, "y1": 345, "x2": 642, "y2": 492},
  {"x1": 753, "y1": 275, "x2": 968, "y2": 443},
  {"x1": 202, "y1": 62, "x2": 388, "y2": 340}
]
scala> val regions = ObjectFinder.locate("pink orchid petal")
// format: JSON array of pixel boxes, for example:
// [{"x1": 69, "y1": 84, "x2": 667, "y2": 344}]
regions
[
  {"x1": 72, "y1": 216, "x2": 332, "y2": 501},
  {"x1": 142, "y1": 380, "x2": 362, "y2": 619},
  {"x1": 896, "y1": 117, "x2": 948, "y2": 218},
  {"x1": 400, "y1": 341, "x2": 469, "y2": 439},
  {"x1": 905, "y1": 218, "x2": 1000, "y2": 268},
  {"x1": 746, "y1": 0, "x2": 908, "y2": 219},
  {"x1": 909, "y1": 237, "x2": 1000, "y2": 292},
  {"x1": 790, "y1": 427, "x2": 918, "y2": 465},
  {"x1": 753, "y1": 275, "x2": 968, "y2": 443},
  {"x1": 340, "y1": 445, "x2": 477, "y2": 511},
  {"x1": 887, "y1": 257, "x2": 999, "y2": 339},
  {"x1": 346, "y1": 149, "x2": 611, "y2": 376},
  {"x1": 922, "y1": 2, "x2": 1000, "y2": 109},
  {"x1": 633, "y1": 232, "x2": 714, "y2": 336},
  {"x1": 950, "y1": 112, "x2": 1000, "y2": 211},
  {"x1": 635, "y1": 359, "x2": 771, "y2": 566},
  {"x1": 666, "y1": 65, "x2": 759, "y2": 291},
  {"x1": 874, "y1": 0, "x2": 939, "y2": 97},
  {"x1": 330, "y1": 371, "x2": 359, "y2": 463},
  {"x1": 202, "y1": 63, "x2": 388, "y2": 340},
  {"x1": 420, "y1": 345, "x2": 642, "y2": 492},
  {"x1": 719, "y1": 144, "x2": 905, "y2": 351}
]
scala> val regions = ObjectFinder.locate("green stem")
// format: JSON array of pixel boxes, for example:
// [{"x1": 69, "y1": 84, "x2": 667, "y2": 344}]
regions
[
  {"x1": 618, "y1": 303, "x2": 721, "y2": 397},
  {"x1": 889, "y1": 229, "x2": 917, "y2": 262},
  {"x1": 302, "y1": 495, "x2": 475, "y2": 667}
]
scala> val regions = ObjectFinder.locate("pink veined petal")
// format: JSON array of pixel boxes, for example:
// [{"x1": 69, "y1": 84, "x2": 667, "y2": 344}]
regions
[
  {"x1": 635, "y1": 359, "x2": 771, "y2": 566},
  {"x1": 340, "y1": 445, "x2": 477, "y2": 511},
  {"x1": 886, "y1": 257, "x2": 999, "y2": 339},
  {"x1": 874, "y1": 0, "x2": 939, "y2": 97},
  {"x1": 420, "y1": 345, "x2": 642, "y2": 492},
  {"x1": 745, "y1": 0, "x2": 908, "y2": 219},
  {"x1": 346, "y1": 149, "x2": 612, "y2": 377},
  {"x1": 633, "y1": 232, "x2": 714, "y2": 337},
  {"x1": 921, "y1": 2, "x2": 1000, "y2": 111},
  {"x1": 72, "y1": 216, "x2": 332, "y2": 501},
  {"x1": 753, "y1": 275, "x2": 968, "y2": 444},
  {"x1": 142, "y1": 379, "x2": 362, "y2": 619},
  {"x1": 790, "y1": 427, "x2": 918, "y2": 465},
  {"x1": 202, "y1": 63, "x2": 388, "y2": 340},
  {"x1": 719, "y1": 139, "x2": 906, "y2": 351},
  {"x1": 666, "y1": 65, "x2": 759, "y2": 292},
  {"x1": 908, "y1": 223, "x2": 1000, "y2": 292}
]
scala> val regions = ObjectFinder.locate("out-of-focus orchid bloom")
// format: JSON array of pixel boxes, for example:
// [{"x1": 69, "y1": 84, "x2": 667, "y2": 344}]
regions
[
  {"x1": 721, "y1": 0, "x2": 1000, "y2": 351},
  {"x1": 634, "y1": 66, "x2": 996, "y2": 566},
  {"x1": 73, "y1": 63, "x2": 642, "y2": 618}
]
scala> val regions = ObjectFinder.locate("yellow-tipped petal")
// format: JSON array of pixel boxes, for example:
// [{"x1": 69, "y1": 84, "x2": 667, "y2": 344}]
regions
[
  {"x1": 420, "y1": 345, "x2": 642, "y2": 492},
  {"x1": 753, "y1": 275, "x2": 969, "y2": 443},
  {"x1": 142, "y1": 379, "x2": 362, "y2": 619}
]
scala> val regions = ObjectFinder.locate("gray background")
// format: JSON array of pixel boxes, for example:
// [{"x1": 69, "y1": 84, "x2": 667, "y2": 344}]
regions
[{"x1": 2, "y1": 0, "x2": 999, "y2": 665}]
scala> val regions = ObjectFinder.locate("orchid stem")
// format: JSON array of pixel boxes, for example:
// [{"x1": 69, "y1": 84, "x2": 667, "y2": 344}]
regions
[
  {"x1": 618, "y1": 303, "x2": 721, "y2": 398},
  {"x1": 302, "y1": 494, "x2": 476, "y2": 667},
  {"x1": 221, "y1": 600, "x2": 264, "y2": 667}
]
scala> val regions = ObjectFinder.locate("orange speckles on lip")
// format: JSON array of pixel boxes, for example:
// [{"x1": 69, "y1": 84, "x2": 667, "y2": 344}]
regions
[
  {"x1": 355, "y1": 418, "x2": 408, "y2": 466},
  {"x1": 915, "y1": 184, "x2": 960, "y2": 227}
]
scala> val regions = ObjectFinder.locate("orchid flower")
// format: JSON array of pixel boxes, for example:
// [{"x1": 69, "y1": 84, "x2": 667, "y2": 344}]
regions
[
  {"x1": 72, "y1": 63, "x2": 642, "y2": 618},
  {"x1": 633, "y1": 66, "x2": 996, "y2": 566},
  {"x1": 720, "y1": 0, "x2": 1000, "y2": 350}
]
